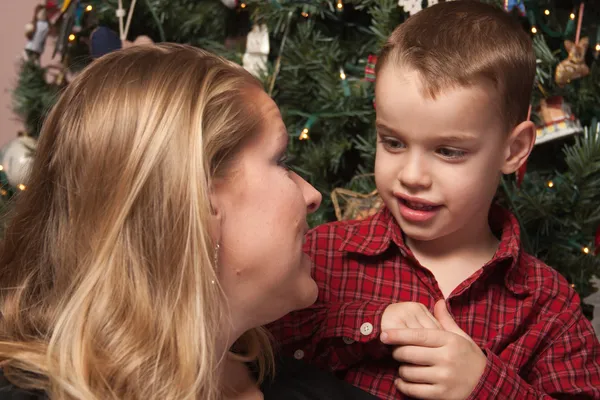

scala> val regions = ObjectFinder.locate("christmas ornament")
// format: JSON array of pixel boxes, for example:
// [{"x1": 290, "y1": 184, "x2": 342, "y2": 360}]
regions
[
  {"x1": 52, "y1": 0, "x2": 78, "y2": 60},
  {"x1": 331, "y1": 188, "x2": 383, "y2": 221},
  {"x1": 504, "y1": 0, "x2": 526, "y2": 16},
  {"x1": 534, "y1": 96, "x2": 582, "y2": 145},
  {"x1": 1, "y1": 136, "x2": 37, "y2": 188},
  {"x1": 90, "y1": 27, "x2": 122, "y2": 58},
  {"x1": 220, "y1": 0, "x2": 238, "y2": 9},
  {"x1": 24, "y1": 4, "x2": 50, "y2": 62},
  {"x1": 398, "y1": 0, "x2": 439, "y2": 16},
  {"x1": 364, "y1": 54, "x2": 377, "y2": 82},
  {"x1": 555, "y1": 38, "x2": 590, "y2": 87},
  {"x1": 243, "y1": 24, "x2": 269, "y2": 78}
]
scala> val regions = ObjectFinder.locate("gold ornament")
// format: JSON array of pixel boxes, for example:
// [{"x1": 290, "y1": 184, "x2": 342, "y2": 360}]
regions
[
  {"x1": 331, "y1": 188, "x2": 383, "y2": 221},
  {"x1": 555, "y1": 37, "x2": 590, "y2": 87}
]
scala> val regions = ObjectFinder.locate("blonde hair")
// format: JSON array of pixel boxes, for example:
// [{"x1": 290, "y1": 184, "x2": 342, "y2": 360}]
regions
[
  {"x1": 377, "y1": 0, "x2": 536, "y2": 131},
  {"x1": 0, "y1": 43, "x2": 273, "y2": 399}
]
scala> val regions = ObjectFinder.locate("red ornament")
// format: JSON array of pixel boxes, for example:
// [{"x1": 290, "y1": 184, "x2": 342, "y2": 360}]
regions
[
  {"x1": 364, "y1": 54, "x2": 377, "y2": 82},
  {"x1": 516, "y1": 161, "x2": 527, "y2": 187}
]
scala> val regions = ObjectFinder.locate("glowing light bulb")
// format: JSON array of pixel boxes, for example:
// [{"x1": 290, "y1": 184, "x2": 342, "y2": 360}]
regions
[
  {"x1": 340, "y1": 70, "x2": 346, "y2": 80},
  {"x1": 17, "y1": 184, "x2": 26, "y2": 191},
  {"x1": 531, "y1": 27, "x2": 538, "y2": 34},
  {"x1": 68, "y1": 34, "x2": 76, "y2": 41},
  {"x1": 86, "y1": 5, "x2": 93, "y2": 11},
  {"x1": 595, "y1": 44, "x2": 600, "y2": 52},
  {"x1": 240, "y1": 2, "x2": 246, "y2": 8},
  {"x1": 570, "y1": 13, "x2": 576, "y2": 20},
  {"x1": 336, "y1": 0, "x2": 343, "y2": 10},
  {"x1": 299, "y1": 128, "x2": 310, "y2": 140},
  {"x1": 301, "y1": 11, "x2": 309, "y2": 18},
  {"x1": 544, "y1": 9, "x2": 550, "y2": 15},
  {"x1": 583, "y1": 246, "x2": 590, "y2": 254},
  {"x1": 0, "y1": 165, "x2": 4, "y2": 171},
  {"x1": 547, "y1": 180, "x2": 554, "y2": 188}
]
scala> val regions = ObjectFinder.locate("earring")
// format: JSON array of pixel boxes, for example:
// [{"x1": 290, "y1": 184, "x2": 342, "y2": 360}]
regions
[{"x1": 211, "y1": 243, "x2": 220, "y2": 285}]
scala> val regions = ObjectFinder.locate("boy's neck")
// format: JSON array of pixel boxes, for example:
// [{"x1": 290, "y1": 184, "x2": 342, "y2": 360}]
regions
[{"x1": 404, "y1": 211, "x2": 500, "y2": 267}]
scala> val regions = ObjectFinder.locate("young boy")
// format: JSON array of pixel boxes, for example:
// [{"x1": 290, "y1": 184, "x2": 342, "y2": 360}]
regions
[{"x1": 268, "y1": 1, "x2": 600, "y2": 399}]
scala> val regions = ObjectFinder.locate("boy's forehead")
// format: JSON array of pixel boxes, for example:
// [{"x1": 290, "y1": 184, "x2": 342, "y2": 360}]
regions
[{"x1": 374, "y1": 66, "x2": 505, "y2": 137}]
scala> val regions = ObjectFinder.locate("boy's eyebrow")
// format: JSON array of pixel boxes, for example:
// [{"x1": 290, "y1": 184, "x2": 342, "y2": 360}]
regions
[{"x1": 376, "y1": 122, "x2": 479, "y2": 143}]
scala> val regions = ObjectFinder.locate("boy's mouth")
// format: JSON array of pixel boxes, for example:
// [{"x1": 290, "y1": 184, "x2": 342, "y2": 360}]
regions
[{"x1": 401, "y1": 199, "x2": 437, "y2": 211}]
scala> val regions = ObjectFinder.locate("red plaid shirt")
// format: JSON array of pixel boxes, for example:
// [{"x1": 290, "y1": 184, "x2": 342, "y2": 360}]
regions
[{"x1": 268, "y1": 205, "x2": 600, "y2": 399}]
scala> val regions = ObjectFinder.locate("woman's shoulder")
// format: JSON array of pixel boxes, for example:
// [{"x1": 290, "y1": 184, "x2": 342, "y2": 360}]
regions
[
  {"x1": 0, "y1": 370, "x2": 46, "y2": 400},
  {"x1": 260, "y1": 356, "x2": 378, "y2": 400}
]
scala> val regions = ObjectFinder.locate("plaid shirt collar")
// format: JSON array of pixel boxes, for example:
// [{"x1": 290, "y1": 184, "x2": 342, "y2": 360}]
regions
[{"x1": 337, "y1": 204, "x2": 529, "y2": 295}]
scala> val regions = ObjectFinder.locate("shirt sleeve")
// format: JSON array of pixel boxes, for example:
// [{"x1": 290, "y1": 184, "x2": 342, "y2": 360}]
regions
[
  {"x1": 467, "y1": 298, "x2": 600, "y2": 399},
  {"x1": 267, "y1": 300, "x2": 392, "y2": 371}
]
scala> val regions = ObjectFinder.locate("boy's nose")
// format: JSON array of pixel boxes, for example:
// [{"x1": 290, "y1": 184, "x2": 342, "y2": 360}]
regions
[{"x1": 398, "y1": 154, "x2": 432, "y2": 190}]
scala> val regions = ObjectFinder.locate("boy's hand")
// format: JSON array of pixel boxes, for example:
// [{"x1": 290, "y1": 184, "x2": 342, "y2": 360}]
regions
[
  {"x1": 381, "y1": 300, "x2": 487, "y2": 400},
  {"x1": 381, "y1": 301, "x2": 443, "y2": 331}
]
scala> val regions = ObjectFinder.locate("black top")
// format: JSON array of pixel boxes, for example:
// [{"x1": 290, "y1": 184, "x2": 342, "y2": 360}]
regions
[{"x1": 0, "y1": 357, "x2": 377, "y2": 400}]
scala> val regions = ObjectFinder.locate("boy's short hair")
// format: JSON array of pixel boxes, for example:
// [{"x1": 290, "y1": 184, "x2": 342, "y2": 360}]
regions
[{"x1": 376, "y1": 0, "x2": 536, "y2": 131}]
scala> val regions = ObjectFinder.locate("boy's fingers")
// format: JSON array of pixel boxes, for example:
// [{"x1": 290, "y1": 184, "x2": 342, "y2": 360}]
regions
[
  {"x1": 395, "y1": 378, "x2": 442, "y2": 400},
  {"x1": 418, "y1": 312, "x2": 443, "y2": 330},
  {"x1": 381, "y1": 328, "x2": 446, "y2": 347},
  {"x1": 392, "y1": 345, "x2": 437, "y2": 366},
  {"x1": 398, "y1": 364, "x2": 436, "y2": 384}
]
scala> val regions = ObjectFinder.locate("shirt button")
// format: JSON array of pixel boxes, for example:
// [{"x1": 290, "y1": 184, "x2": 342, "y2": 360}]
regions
[
  {"x1": 293, "y1": 349, "x2": 305, "y2": 360},
  {"x1": 360, "y1": 322, "x2": 374, "y2": 336},
  {"x1": 342, "y1": 336, "x2": 355, "y2": 344}
]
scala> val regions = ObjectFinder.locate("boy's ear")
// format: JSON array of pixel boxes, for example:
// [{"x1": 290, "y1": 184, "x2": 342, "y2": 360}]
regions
[{"x1": 501, "y1": 120, "x2": 536, "y2": 175}]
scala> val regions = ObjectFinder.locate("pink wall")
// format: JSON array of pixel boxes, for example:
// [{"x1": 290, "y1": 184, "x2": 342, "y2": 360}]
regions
[{"x1": 0, "y1": 0, "x2": 55, "y2": 148}]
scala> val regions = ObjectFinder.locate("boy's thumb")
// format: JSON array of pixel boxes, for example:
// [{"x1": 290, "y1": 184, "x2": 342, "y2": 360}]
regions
[{"x1": 434, "y1": 300, "x2": 469, "y2": 339}]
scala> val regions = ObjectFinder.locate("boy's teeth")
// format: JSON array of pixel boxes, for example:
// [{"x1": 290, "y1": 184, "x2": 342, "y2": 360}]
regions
[{"x1": 406, "y1": 201, "x2": 434, "y2": 210}]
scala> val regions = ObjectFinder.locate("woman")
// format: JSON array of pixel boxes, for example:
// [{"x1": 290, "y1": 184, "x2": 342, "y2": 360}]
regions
[{"x1": 0, "y1": 44, "x2": 377, "y2": 399}]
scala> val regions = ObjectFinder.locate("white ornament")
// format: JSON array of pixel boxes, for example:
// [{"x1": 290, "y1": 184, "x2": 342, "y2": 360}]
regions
[
  {"x1": 220, "y1": 0, "x2": 238, "y2": 9},
  {"x1": 398, "y1": 0, "x2": 440, "y2": 15},
  {"x1": 1, "y1": 136, "x2": 37, "y2": 187},
  {"x1": 243, "y1": 24, "x2": 270, "y2": 78}
]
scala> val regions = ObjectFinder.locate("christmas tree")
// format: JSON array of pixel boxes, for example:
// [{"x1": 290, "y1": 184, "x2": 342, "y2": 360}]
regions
[{"x1": 6, "y1": 0, "x2": 600, "y2": 318}]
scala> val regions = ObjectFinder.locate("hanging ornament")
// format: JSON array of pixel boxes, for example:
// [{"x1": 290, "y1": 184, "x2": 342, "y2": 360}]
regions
[
  {"x1": 243, "y1": 24, "x2": 269, "y2": 78},
  {"x1": 23, "y1": 4, "x2": 50, "y2": 62},
  {"x1": 555, "y1": 3, "x2": 589, "y2": 87},
  {"x1": 0, "y1": 136, "x2": 37, "y2": 188},
  {"x1": 220, "y1": 0, "x2": 238, "y2": 8},
  {"x1": 364, "y1": 54, "x2": 377, "y2": 82},
  {"x1": 89, "y1": 26, "x2": 122, "y2": 58},
  {"x1": 534, "y1": 96, "x2": 582, "y2": 145},
  {"x1": 504, "y1": 0, "x2": 526, "y2": 17},
  {"x1": 398, "y1": 0, "x2": 439, "y2": 16},
  {"x1": 555, "y1": 38, "x2": 590, "y2": 87}
]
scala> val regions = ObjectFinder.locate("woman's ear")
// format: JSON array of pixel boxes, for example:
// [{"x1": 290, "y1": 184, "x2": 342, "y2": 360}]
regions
[
  {"x1": 208, "y1": 191, "x2": 223, "y2": 245},
  {"x1": 501, "y1": 120, "x2": 536, "y2": 174}
]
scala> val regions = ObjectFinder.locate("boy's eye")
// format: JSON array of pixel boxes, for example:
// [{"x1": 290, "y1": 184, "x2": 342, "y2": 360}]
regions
[
  {"x1": 379, "y1": 137, "x2": 406, "y2": 152},
  {"x1": 437, "y1": 147, "x2": 466, "y2": 159}
]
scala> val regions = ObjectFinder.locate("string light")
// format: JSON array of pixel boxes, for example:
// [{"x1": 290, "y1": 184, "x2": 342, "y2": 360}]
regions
[
  {"x1": 68, "y1": 34, "x2": 76, "y2": 41},
  {"x1": 336, "y1": 0, "x2": 343, "y2": 10},
  {"x1": 570, "y1": 13, "x2": 576, "y2": 20},
  {"x1": 596, "y1": 44, "x2": 600, "y2": 52},
  {"x1": 0, "y1": 165, "x2": 4, "y2": 171},
  {"x1": 339, "y1": 68, "x2": 346, "y2": 80},
  {"x1": 571, "y1": 283, "x2": 576, "y2": 288},
  {"x1": 547, "y1": 180, "x2": 554, "y2": 188},
  {"x1": 531, "y1": 26, "x2": 538, "y2": 34},
  {"x1": 240, "y1": 2, "x2": 247, "y2": 8},
  {"x1": 582, "y1": 246, "x2": 590, "y2": 254},
  {"x1": 0, "y1": 190, "x2": 6, "y2": 196},
  {"x1": 544, "y1": 9, "x2": 550, "y2": 16},
  {"x1": 86, "y1": 5, "x2": 93, "y2": 11},
  {"x1": 299, "y1": 128, "x2": 310, "y2": 140},
  {"x1": 17, "y1": 184, "x2": 26, "y2": 191},
  {"x1": 301, "y1": 11, "x2": 309, "y2": 18}
]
